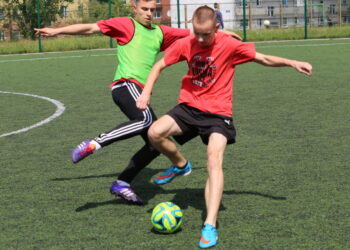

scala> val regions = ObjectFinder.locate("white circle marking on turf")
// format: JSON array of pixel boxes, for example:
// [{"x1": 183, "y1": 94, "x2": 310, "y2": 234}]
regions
[{"x1": 0, "y1": 91, "x2": 65, "y2": 138}]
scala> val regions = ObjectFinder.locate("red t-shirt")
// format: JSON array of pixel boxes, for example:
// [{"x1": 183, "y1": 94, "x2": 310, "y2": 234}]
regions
[
  {"x1": 164, "y1": 32, "x2": 256, "y2": 117},
  {"x1": 97, "y1": 17, "x2": 190, "y2": 51}
]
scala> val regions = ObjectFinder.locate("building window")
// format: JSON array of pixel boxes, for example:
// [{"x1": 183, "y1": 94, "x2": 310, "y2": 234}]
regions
[
  {"x1": 0, "y1": 31, "x2": 5, "y2": 41},
  {"x1": 329, "y1": 4, "x2": 336, "y2": 14},
  {"x1": 343, "y1": 16, "x2": 350, "y2": 23},
  {"x1": 256, "y1": 0, "x2": 261, "y2": 6},
  {"x1": 78, "y1": 5, "x2": 84, "y2": 17},
  {"x1": 283, "y1": 17, "x2": 288, "y2": 26},
  {"x1": 60, "y1": 6, "x2": 68, "y2": 17},
  {"x1": 11, "y1": 30, "x2": 20, "y2": 41},
  {"x1": 318, "y1": 16, "x2": 324, "y2": 25},
  {"x1": 294, "y1": 17, "x2": 298, "y2": 24},
  {"x1": 281, "y1": 0, "x2": 287, "y2": 7},
  {"x1": 240, "y1": 0, "x2": 248, "y2": 7},
  {"x1": 267, "y1": 6, "x2": 274, "y2": 16},
  {"x1": 342, "y1": 0, "x2": 347, "y2": 5},
  {"x1": 0, "y1": 9, "x2": 4, "y2": 20},
  {"x1": 154, "y1": 9, "x2": 161, "y2": 19},
  {"x1": 240, "y1": 19, "x2": 249, "y2": 27},
  {"x1": 257, "y1": 18, "x2": 262, "y2": 26},
  {"x1": 156, "y1": 0, "x2": 161, "y2": 3}
]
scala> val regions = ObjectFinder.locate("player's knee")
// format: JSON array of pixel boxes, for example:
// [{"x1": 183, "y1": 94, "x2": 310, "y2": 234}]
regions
[
  {"x1": 207, "y1": 153, "x2": 223, "y2": 171},
  {"x1": 148, "y1": 123, "x2": 164, "y2": 142}
]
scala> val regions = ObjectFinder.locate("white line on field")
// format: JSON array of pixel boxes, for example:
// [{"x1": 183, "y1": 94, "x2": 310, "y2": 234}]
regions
[
  {"x1": 255, "y1": 42, "x2": 350, "y2": 48},
  {"x1": 0, "y1": 91, "x2": 65, "y2": 138}
]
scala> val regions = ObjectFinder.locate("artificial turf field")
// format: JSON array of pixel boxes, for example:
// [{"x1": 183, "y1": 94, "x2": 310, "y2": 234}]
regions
[{"x1": 1, "y1": 39, "x2": 349, "y2": 249}]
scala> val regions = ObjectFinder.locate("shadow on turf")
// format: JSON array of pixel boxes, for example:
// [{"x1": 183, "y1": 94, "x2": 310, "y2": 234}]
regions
[{"x1": 66, "y1": 168, "x2": 286, "y2": 213}]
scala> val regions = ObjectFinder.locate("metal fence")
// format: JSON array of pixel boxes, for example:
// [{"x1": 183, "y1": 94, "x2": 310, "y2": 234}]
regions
[{"x1": 1, "y1": 0, "x2": 349, "y2": 49}]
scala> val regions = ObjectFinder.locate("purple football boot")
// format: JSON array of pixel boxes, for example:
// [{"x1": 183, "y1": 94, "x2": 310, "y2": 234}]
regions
[
  {"x1": 71, "y1": 140, "x2": 95, "y2": 163},
  {"x1": 110, "y1": 181, "x2": 144, "y2": 205}
]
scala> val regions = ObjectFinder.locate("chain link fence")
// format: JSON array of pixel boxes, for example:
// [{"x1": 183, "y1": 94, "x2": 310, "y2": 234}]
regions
[{"x1": 0, "y1": 0, "x2": 349, "y2": 50}]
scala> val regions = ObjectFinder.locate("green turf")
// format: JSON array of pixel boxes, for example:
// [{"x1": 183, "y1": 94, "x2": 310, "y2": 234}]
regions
[{"x1": 1, "y1": 39, "x2": 349, "y2": 249}]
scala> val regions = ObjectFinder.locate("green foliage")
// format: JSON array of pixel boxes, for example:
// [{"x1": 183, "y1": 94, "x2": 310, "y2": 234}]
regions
[
  {"x1": 86, "y1": 0, "x2": 132, "y2": 23},
  {"x1": 5, "y1": 0, "x2": 73, "y2": 40}
]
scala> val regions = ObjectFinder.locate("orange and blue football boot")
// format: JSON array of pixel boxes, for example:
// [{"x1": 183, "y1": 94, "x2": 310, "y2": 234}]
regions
[
  {"x1": 199, "y1": 223, "x2": 218, "y2": 249},
  {"x1": 154, "y1": 161, "x2": 192, "y2": 185}
]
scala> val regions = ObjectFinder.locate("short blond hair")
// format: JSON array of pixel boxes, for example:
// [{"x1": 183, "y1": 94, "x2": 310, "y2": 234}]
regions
[{"x1": 192, "y1": 6, "x2": 216, "y2": 27}]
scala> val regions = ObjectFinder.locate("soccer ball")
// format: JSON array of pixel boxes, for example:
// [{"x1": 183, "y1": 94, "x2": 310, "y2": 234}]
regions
[
  {"x1": 263, "y1": 20, "x2": 270, "y2": 27},
  {"x1": 151, "y1": 202, "x2": 183, "y2": 233}
]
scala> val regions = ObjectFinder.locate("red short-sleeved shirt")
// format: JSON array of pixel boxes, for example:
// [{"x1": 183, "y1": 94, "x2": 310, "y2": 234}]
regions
[
  {"x1": 164, "y1": 32, "x2": 256, "y2": 117},
  {"x1": 97, "y1": 17, "x2": 190, "y2": 51}
]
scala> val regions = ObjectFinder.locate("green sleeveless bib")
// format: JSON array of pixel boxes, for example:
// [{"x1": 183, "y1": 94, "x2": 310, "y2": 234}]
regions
[{"x1": 114, "y1": 18, "x2": 164, "y2": 85}]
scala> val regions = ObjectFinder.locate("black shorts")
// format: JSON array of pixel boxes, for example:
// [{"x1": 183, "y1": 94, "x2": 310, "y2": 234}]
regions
[{"x1": 168, "y1": 104, "x2": 236, "y2": 145}]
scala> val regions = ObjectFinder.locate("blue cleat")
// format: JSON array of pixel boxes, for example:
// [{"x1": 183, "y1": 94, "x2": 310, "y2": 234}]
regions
[
  {"x1": 199, "y1": 224, "x2": 218, "y2": 249},
  {"x1": 154, "y1": 161, "x2": 192, "y2": 185}
]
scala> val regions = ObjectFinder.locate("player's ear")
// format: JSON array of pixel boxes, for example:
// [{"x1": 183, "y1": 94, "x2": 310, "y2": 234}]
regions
[
  {"x1": 132, "y1": 1, "x2": 137, "y2": 14},
  {"x1": 215, "y1": 23, "x2": 219, "y2": 32}
]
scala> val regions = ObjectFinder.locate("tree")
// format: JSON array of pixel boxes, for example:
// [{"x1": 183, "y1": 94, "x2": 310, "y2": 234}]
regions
[
  {"x1": 1, "y1": 0, "x2": 16, "y2": 40},
  {"x1": 86, "y1": 0, "x2": 132, "y2": 23},
  {"x1": 7, "y1": 0, "x2": 73, "y2": 40}
]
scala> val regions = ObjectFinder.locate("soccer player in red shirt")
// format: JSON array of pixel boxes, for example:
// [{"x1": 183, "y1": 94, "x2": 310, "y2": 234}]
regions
[
  {"x1": 137, "y1": 5, "x2": 312, "y2": 248},
  {"x1": 35, "y1": 0, "x2": 241, "y2": 206}
]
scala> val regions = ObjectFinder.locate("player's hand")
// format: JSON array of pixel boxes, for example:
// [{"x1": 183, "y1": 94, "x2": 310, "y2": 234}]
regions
[
  {"x1": 34, "y1": 28, "x2": 58, "y2": 37},
  {"x1": 136, "y1": 93, "x2": 151, "y2": 111},
  {"x1": 230, "y1": 32, "x2": 242, "y2": 41},
  {"x1": 220, "y1": 30, "x2": 242, "y2": 41},
  {"x1": 294, "y1": 61, "x2": 313, "y2": 76}
]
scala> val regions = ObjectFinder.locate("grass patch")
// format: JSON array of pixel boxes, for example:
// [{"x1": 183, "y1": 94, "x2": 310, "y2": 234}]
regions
[
  {"x1": 241, "y1": 25, "x2": 350, "y2": 41},
  {"x1": 0, "y1": 25, "x2": 349, "y2": 54},
  {"x1": 0, "y1": 34, "x2": 111, "y2": 54},
  {"x1": 0, "y1": 40, "x2": 350, "y2": 249}
]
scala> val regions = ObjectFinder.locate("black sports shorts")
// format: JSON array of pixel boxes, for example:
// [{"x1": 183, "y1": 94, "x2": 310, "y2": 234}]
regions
[{"x1": 168, "y1": 104, "x2": 236, "y2": 145}]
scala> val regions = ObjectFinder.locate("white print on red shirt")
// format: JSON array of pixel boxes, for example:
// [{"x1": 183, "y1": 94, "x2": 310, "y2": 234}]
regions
[{"x1": 190, "y1": 55, "x2": 217, "y2": 88}]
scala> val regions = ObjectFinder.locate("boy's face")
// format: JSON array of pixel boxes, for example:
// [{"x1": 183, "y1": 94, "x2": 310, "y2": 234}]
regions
[
  {"x1": 133, "y1": 0, "x2": 156, "y2": 26},
  {"x1": 193, "y1": 20, "x2": 218, "y2": 47}
]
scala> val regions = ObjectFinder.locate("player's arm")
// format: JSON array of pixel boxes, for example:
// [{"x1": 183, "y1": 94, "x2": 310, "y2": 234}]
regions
[
  {"x1": 219, "y1": 30, "x2": 242, "y2": 41},
  {"x1": 254, "y1": 52, "x2": 313, "y2": 76},
  {"x1": 136, "y1": 58, "x2": 168, "y2": 111},
  {"x1": 34, "y1": 23, "x2": 101, "y2": 37}
]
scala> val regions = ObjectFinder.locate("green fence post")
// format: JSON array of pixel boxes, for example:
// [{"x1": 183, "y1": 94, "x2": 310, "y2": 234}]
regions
[
  {"x1": 243, "y1": 0, "x2": 247, "y2": 41},
  {"x1": 304, "y1": 0, "x2": 308, "y2": 39},
  {"x1": 109, "y1": 0, "x2": 113, "y2": 48},
  {"x1": 177, "y1": 0, "x2": 181, "y2": 28},
  {"x1": 37, "y1": 0, "x2": 43, "y2": 52}
]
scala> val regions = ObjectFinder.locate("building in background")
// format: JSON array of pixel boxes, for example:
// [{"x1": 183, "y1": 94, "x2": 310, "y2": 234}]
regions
[
  {"x1": 1, "y1": 0, "x2": 349, "y2": 41},
  {"x1": 168, "y1": 0, "x2": 349, "y2": 29},
  {"x1": 169, "y1": 0, "x2": 236, "y2": 29}
]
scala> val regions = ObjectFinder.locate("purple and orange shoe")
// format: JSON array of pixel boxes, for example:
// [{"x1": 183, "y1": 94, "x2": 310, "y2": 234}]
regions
[
  {"x1": 110, "y1": 181, "x2": 144, "y2": 205},
  {"x1": 71, "y1": 140, "x2": 95, "y2": 163}
]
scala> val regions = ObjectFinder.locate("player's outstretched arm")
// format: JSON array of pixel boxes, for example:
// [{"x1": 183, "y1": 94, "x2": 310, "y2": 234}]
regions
[
  {"x1": 136, "y1": 58, "x2": 167, "y2": 111},
  {"x1": 254, "y1": 52, "x2": 313, "y2": 76},
  {"x1": 34, "y1": 23, "x2": 101, "y2": 37}
]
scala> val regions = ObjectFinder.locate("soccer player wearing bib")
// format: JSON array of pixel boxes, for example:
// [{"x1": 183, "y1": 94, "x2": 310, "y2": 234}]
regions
[
  {"x1": 34, "y1": 0, "x2": 241, "y2": 206},
  {"x1": 136, "y1": 6, "x2": 312, "y2": 248},
  {"x1": 34, "y1": 0, "x2": 192, "y2": 205}
]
